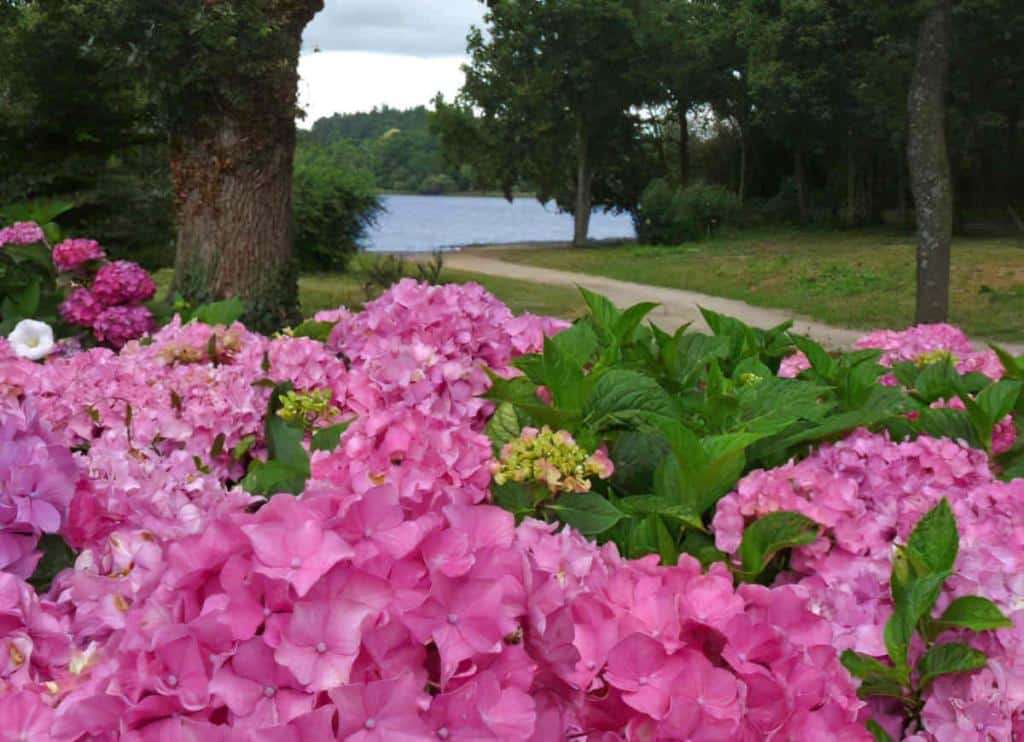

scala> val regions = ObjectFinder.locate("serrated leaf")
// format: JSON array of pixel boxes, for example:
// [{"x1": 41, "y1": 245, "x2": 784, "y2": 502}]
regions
[
  {"x1": 29, "y1": 534, "x2": 76, "y2": 592},
  {"x1": 578, "y1": 287, "x2": 620, "y2": 333},
  {"x1": 907, "y1": 499, "x2": 958, "y2": 574},
  {"x1": 617, "y1": 495, "x2": 705, "y2": 530},
  {"x1": 737, "y1": 512, "x2": 819, "y2": 579},
  {"x1": 545, "y1": 493, "x2": 625, "y2": 536},
  {"x1": 917, "y1": 643, "x2": 987, "y2": 690},
  {"x1": 613, "y1": 302, "x2": 659, "y2": 343},
  {"x1": 486, "y1": 402, "x2": 522, "y2": 453},
  {"x1": 585, "y1": 370, "x2": 677, "y2": 428},
  {"x1": 974, "y1": 381, "x2": 1022, "y2": 426}
]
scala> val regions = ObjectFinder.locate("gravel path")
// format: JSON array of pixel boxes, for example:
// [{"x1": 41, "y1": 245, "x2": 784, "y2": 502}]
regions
[{"x1": 445, "y1": 250, "x2": 1024, "y2": 353}]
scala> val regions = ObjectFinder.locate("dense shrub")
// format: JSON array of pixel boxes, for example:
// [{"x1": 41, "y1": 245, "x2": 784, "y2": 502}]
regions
[
  {"x1": 2, "y1": 278, "x2": 1023, "y2": 739},
  {"x1": 293, "y1": 140, "x2": 383, "y2": 272},
  {"x1": 635, "y1": 179, "x2": 741, "y2": 244}
]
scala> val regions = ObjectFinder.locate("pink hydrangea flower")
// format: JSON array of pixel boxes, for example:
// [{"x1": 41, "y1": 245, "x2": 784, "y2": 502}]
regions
[
  {"x1": 51, "y1": 238, "x2": 106, "y2": 272},
  {"x1": 92, "y1": 304, "x2": 154, "y2": 348},
  {"x1": 0, "y1": 221, "x2": 45, "y2": 246},
  {"x1": 91, "y1": 260, "x2": 156, "y2": 306},
  {"x1": 59, "y1": 288, "x2": 103, "y2": 328}
]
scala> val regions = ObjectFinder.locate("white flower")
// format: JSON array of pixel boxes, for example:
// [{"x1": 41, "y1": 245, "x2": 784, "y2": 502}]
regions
[{"x1": 7, "y1": 319, "x2": 56, "y2": 361}]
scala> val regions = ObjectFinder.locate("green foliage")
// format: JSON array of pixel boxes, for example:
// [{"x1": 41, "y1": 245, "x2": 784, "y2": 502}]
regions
[
  {"x1": 485, "y1": 288, "x2": 915, "y2": 567},
  {"x1": 841, "y1": 500, "x2": 1012, "y2": 733},
  {"x1": 636, "y1": 180, "x2": 741, "y2": 244},
  {"x1": 0, "y1": 199, "x2": 72, "y2": 334},
  {"x1": 293, "y1": 139, "x2": 382, "y2": 271}
]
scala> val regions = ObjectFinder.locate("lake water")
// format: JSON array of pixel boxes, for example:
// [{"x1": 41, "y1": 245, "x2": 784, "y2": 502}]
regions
[{"x1": 364, "y1": 194, "x2": 636, "y2": 253}]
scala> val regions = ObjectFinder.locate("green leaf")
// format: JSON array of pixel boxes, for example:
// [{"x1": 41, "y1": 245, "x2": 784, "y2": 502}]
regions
[
  {"x1": 210, "y1": 433, "x2": 226, "y2": 458},
  {"x1": 617, "y1": 495, "x2": 705, "y2": 531},
  {"x1": 866, "y1": 720, "x2": 895, "y2": 742},
  {"x1": 627, "y1": 514, "x2": 679, "y2": 565},
  {"x1": 791, "y1": 335, "x2": 837, "y2": 379},
  {"x1": 578, "y1": 287, "x2": 620, "y2": 333},
  {"x1": 192, "y1": 297, "x2": 245, "y2": 326},
  {"x1": 585, "y1": 369, "x2": 677, "y2": 428},
  {"x1": 311, "y1": 421, "x2": 353, "y2": 452},
  {"x1": 907, "y1": 499, "x2": 958, "y2": 574},
  {"x1": 265, "y1": 415, "x2": 309, "y2": 472},
  {"x1": 541, "y1": 335, "x2": 585, "y2": 411},
  {"x1": 840, "y1": 650, "x2": 905, "y2": 684},
  {"x1": 613, "y1": 302, "x2": 659, "y2": 343},
  {"x1": 241, "y1": 459, "x2": 309, "y2": 496},
  {"x1": 290, "y1": 320, "x2": 335, "y2": 342},
  {"x1": 737, "y1": 511, "x2": 819, "y2": 579},
  {"x1": 28, "y1": 534, "x2": 76, "y2": 592},
  {"x1": 486, "y1": 402, "x2": 522, "y2": 453},
  {"x1": 679, "y1": 529, "x2": 728, "y2": 568},
  {"x1": 491, "y1": 481, "x2": 542, "y2": 521},
  {"x1": 974, "y1": 380, "x2": 1022, "y2": 426},
  {"x1": 549, "y1": 319, "x2": 601, "y2": 367},
  {"x1": 934, "y1": 596, "x2": 1013, "y2": 634},
  {"x1": 231, "y1": 434, "x2": 257, "y2": 461},
  {"x1": 546, "y1": 493, "x2": 625, "y2": 536},
  {"x1": 917, "y1": 643, "x2": 987, "y2": 690}
]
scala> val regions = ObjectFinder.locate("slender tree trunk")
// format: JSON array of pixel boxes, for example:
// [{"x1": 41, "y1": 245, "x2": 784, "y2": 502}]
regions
[
  {"x1": 678, "y1": 107, "x2": 691, "y2": 187},
  {"x1": 897, "y1": 143, "x2": 909, "y2": 227},
  {"x1": 738, "y1": 130, "x2": 748, "y2": 206},
  {"x1": 170, "y1": 1, "x2": 321, "y2": 332},
  {"x1": 908, "y1": 0, "x2": 953, "y2": 324},
  {"x1": 573, "y1": 122, "x2": 593, "y2": 247},
  {"x1": 794, "y1": 150, "x2": 809, "y2": 223},
  {"x1": 846, "y1": 140, "x2": 857, "y2": 227}
]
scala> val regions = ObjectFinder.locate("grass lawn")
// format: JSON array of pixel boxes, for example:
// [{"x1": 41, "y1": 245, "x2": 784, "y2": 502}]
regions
[
  {"x1": 483, "y1": 228, "x2": 1024, "y2": 341},
  {"x1": 153, "y1": 263, "x2": 585, "y2": 322}
]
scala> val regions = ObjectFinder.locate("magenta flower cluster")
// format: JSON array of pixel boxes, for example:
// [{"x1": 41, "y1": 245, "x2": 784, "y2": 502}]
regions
[
  {"x1": 0, "y1": 398, "x2": 79, "y2": 578},
  {"x1": 56, "y1": 248, "x2": 156, "y2": 349},
  {"x1": 0, "y1": 221, "x2": 45, "y2": 247},
  {"x1": 0, "y1": 280, "x2": 1019, "y2": 739},
  {"x1": 713, "y1": 430, "x2": 1024, "y2": 740},
  {"x1": 51, "y1": 239, "x2": 106, "y2": 273}
]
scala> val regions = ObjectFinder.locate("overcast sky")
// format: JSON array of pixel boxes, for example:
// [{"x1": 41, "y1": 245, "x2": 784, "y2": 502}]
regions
[{"x1": 298, "y1": 1, "x2": 486, "y2": 126}]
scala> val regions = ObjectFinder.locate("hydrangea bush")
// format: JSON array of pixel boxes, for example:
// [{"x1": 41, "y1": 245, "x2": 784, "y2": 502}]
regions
[{"x1": 0, "y1": 278, "x2": 1022, "y2": 739}]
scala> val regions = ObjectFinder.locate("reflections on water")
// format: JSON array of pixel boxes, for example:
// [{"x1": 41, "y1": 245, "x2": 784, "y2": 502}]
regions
[{"x1": 365, "y1": 194, "x2": 636, "y2": 253}]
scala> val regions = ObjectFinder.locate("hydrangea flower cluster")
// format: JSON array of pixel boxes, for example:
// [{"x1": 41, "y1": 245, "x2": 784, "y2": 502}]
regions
[
  {"x1": 0, "y1": 280, "x2": 881, "y2": 739},
  {"x1": 54, "y1": 244, "x2": 156, "y2": 349},
  {"x1": 51, "y1": 239, "x2": 106, "y2": 273},
  {"x1": 779, "y1": 323, "x2": 1004, "y2": 382},
  {"x1": 0, "y1": 221, "x2": 45, "y2": 247},
  {"x1": 0, "y1": 398, "x2": 80, "y2": 578},
  {"x1": 713, "y1": 429, "x2": 1024, "y2": 739},
  {"x1": 493, "y1": 426, "x2": 614, "y2": 493}
]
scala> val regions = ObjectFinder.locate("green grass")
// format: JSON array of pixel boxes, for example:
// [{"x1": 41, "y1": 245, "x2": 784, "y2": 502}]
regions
[
  {"x1": 152, "y1": 261, "x2": 585, "y2": 323},
  {"x1": 483, "y1": 227, "x2": 1024, "y2": 341}
]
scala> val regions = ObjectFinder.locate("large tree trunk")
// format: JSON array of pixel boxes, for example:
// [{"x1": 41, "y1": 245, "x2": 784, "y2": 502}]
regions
[
  {"x1": 573, "y1": 123, "x2": 593, "y2": 247},
  {"x1": 170, "y1": 1, "x2": 321, "y2": 332},
  {"x1": 678, "y1": 107, "x2": 691, "y2": 188},
  {"x1": 794, "y1": 150, "x2": 809, "y2": 223},
  {"x1": 908, "y1": 0, "x2": 953, "y2": 324}
]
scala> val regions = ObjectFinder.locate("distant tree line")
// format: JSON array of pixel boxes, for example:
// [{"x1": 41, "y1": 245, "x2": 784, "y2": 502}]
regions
[
  {"x1": 433, "y1": 0, "x2": 1024, "y2": 255},
  {"x1": 305, "y1": 106, "x2": 475, "y2": 195}
]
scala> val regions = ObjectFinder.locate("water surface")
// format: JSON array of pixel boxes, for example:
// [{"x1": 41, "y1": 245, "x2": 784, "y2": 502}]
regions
[{"x1": 365, "y1": 194, "x2": 636, "y2": 253}]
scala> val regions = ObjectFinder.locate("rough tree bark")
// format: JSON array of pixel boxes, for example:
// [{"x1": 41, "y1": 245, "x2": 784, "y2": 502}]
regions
[
  {"x1": 171, "y1": 0, "x2": 323, "y2": 332},
  {"x1": 573, "y1": 122, "x2": 593, "y2": 247},
  {"x1": 907, "y1": 0, "x2": 953, "y2": 324}
]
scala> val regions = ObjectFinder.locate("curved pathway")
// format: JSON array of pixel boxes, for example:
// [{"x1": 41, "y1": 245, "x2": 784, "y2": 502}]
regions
[{"x1": 445, "y1": 251, "x2": 1024, "y2": 354}]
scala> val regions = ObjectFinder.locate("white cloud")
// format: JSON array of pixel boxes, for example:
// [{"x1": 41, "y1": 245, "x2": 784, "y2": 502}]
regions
[
  {"x1": 303, "y1": 0, "x2": 486, "y2": 56},
  {"x1": 297, "y1": 51, "x2": 468, "y2": 127}
]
